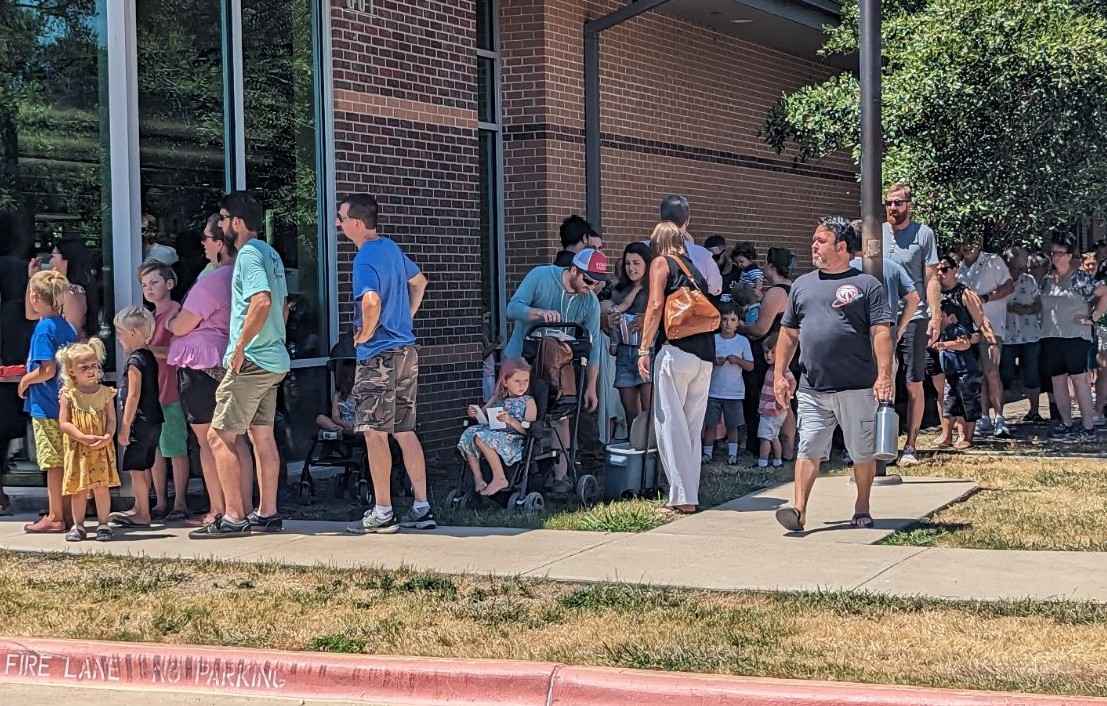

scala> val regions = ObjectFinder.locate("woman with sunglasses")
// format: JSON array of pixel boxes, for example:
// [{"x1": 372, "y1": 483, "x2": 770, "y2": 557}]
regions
[
  {"x1": 1039, "y1": 234, "x2": 1107, "y2": 439},
  {"x1": 165, "y1": 213, "x2": 255, "y2": 526},
  {"x1": 929, "y1": 254, "x2": 995, "y2": 447}
]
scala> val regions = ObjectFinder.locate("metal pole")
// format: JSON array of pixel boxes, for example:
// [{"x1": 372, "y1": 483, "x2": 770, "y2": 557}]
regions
[
  {"x1": 861, "y1": 0, "x2": 900, "y2": 482},
  {"x1": 584, "y1": 29, "x2": 601, "y2": 230},
  {"x1": 860, "y1": 0, "x2": 883, "y2": 283}
]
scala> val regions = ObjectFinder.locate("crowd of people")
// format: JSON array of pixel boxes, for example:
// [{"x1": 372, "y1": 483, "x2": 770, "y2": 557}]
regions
[
  {"x1": 7, "y1": 181, "x2": 1107, "y2": 539},
  {"x1": 503, "y1": 184, "x2": 1107, "y2": 528},
  {"x1": 14, "y1": 191, "x2": 435, "y2": 540}
]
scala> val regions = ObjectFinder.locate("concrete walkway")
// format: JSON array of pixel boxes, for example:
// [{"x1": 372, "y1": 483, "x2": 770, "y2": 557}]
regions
[{"x1": 1, "y1": 475, "x2": 1105, "y2": 603}]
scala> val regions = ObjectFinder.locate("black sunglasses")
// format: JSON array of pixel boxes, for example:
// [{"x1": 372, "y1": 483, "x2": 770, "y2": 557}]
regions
[{"x1": 884, "y1": 199, "x2": 909, "y2": 207}]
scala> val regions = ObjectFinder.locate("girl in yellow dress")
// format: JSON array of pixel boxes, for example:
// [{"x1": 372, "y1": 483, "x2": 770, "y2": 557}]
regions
[{"x1": 56, "y1": 338, "x2": 119, "y2": 542}]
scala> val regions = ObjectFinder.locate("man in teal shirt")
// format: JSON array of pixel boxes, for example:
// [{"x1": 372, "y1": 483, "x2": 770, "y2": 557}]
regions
[{"x1": 192, "y1": 191, "x2": 289, "y2": 539}]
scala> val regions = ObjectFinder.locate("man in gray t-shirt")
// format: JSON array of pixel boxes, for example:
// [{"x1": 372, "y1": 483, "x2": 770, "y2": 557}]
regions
[
  {"x1": 882, "y1": 183, "x2": 940, "y2": 466},
  {"x1": 773, "y1": 217, "x2": 895, "y2": 535}
]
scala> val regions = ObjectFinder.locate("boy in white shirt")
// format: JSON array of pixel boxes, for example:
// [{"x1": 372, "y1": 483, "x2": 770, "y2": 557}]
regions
[{"x1": 702, "y1": 307, "x2": 754, "y2": 465}]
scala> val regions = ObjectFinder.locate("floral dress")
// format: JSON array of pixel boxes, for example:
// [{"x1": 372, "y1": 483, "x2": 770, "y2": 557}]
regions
[
  {"x1": 61, "y1": 385, "x2": 119, "y2": 495},
  {"x1": 457, "y1": 394, "x2": 532, "y2": 466}
]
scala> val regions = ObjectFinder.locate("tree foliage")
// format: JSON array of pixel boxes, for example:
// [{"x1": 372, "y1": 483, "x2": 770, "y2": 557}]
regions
[{"x1": 763, "y1": 0, "x2": 1107, "y2": 247}]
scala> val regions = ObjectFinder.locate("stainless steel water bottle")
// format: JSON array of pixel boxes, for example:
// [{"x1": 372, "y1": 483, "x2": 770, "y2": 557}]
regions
[{"x1": 874, "y1": 400, "x2": 899, "y2": 462}]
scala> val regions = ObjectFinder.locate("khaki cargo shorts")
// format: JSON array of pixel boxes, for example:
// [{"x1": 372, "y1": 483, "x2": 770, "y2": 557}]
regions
[
  {"x1": 211, "y1": 360, "x2": 287, "y2": 435},
  {"x1": 353, "y1": 347, "x2": 419, "y2": 434}
]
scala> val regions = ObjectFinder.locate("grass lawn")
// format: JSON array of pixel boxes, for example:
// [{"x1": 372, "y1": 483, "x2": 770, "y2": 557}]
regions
[
  {"x1": 285, "y1": 461, "x2": 786, "y2": 533},
  {"x1": 1, "y1": 551, "x2": 1105, "y2": 697},
  {"x1": 883, "y1": 453, "x2": 1107, "y2": 551}
]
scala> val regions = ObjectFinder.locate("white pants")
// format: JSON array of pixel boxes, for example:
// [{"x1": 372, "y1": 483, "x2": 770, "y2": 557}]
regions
[{"x1": 653, "y1": 344, "x2": 712, "y2": 506}]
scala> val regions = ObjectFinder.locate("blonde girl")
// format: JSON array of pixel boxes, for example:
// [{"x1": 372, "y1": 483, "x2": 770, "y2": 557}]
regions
[
  {"x1": 458, "y1": 358, "x2": 537, "y2": 497},
  {"x1": 19, "y1": 270, "x2": 79, "y2": 534},
  {"x1": 56, "y1": 338, "x2": 119, "y2": 542}
]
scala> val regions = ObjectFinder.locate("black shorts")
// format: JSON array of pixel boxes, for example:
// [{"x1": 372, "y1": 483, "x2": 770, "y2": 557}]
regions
[
  {"x1": 1040, "y1": 337, "x2": 1092, "y2": 378},
  {"x1": 926, "y1": 348, "x2": 943, "y2": 378},
  {"x1": 121, "y1": 422, "x2": 162, "y2": 471},
  {"x1": 897, "y1": 319, "x2": 929, "y2": 383},
  {"x1": 943, "y1": 371, "x2": 983, "y2": 422},
  {"x1": 178, "y1": 367, "x2": 221, "y2": 425}
]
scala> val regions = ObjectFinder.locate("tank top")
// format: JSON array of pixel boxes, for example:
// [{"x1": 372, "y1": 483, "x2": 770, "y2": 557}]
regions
[
  {"x1": 940, "y1": 282, "x2": 975, "y2": 330},
  {"x1": 657, "y1": 255, "x2": 715, "y2": 363}
]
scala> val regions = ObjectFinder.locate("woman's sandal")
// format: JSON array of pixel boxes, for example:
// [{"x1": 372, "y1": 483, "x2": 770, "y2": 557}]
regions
[
  {"x1": 774, "y1": 506, "x2": 805, "y2": 532},
  {"x1": 850, "y1": 512, "x2": 875, "y2": 529}
]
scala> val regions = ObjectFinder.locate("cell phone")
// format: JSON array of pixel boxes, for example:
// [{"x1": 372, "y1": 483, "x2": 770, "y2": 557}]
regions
[{"x1": 37, "y1": 254, "x2": 53, "y2": 270}]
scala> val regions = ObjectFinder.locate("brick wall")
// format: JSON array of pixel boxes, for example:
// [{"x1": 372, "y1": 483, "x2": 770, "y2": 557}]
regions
[
  {"x1": 501, "y1": 0, "x2": 859, "y2": 288},
  {"x1": 331, "y1": 0, "x2": 482, "y2": 459},
  {"x1": 331, "y1": 0, "x2": 860, "y2": 459}
]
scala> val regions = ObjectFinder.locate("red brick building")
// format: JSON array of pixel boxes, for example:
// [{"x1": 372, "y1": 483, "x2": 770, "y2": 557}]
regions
[{"x1": 331, "y1": 0, "x2": 858, "y2": 457}]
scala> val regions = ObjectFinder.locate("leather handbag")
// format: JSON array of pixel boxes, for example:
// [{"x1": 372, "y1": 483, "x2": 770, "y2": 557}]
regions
[{"x1": 664, "y1": 256, "x2": 720, "y2": 340}]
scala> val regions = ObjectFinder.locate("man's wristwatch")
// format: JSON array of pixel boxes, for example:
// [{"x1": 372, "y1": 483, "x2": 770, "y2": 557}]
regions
[{"x1": 637, "y1": 349, "x2": 651, "y2": 357}]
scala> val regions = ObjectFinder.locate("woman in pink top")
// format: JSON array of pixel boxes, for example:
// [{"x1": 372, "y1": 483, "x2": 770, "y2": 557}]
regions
[{"x1": 167, "y1": 216, "x2": 254, "y2": 525}]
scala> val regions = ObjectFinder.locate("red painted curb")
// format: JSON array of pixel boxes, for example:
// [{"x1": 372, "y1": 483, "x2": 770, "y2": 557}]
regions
[
  {"x1": 1, "y1": 638, "x2": 1104, "y2": 705},
  {"x1": 550, "y1": 666, "x2": 1105, "y2": 705}
]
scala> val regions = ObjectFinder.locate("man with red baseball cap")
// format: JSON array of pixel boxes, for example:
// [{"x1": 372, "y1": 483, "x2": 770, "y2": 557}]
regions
[{"x1": 504, "y1": 247, "x2": 606, "y2": 492}]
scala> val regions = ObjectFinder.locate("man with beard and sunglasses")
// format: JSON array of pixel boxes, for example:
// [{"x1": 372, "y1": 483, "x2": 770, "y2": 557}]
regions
[
  {"x1": 504, "y1": 248, "x2": 606, "y2": 492},
  {"x1": 882, "y1": 182, "x2": 942, "y2": 467}
]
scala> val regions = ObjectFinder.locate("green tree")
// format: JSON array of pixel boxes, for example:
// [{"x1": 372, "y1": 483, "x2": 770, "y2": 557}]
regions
[{"x1": 763, "y1": 0, "x2": 1107, "y2": 247}]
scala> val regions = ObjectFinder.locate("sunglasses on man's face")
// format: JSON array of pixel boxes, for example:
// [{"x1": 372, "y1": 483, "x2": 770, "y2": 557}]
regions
[
  {"x1": 884, "y1": 199, "x2": 909, "y2": 207},
  {"x1": 582, "y1": 275, "x2": 599, "y2": 287}
]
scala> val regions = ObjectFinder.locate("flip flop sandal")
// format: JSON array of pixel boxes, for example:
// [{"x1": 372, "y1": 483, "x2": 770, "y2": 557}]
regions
[
  {"x1": 107, "y1": 515, "x2": 150, "y2": 529},
  {"x1": 850, "y1": 513, "x2": 875, "y2": 529},
  {"x1": 775, "y1": 507, "x2": 805, "y2": 532},
  {"x1": 164, "y1": 510, "x2": 191, "y2": 522}
]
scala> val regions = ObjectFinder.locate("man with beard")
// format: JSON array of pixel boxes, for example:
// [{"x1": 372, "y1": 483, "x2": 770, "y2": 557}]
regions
[
  {"x1": 772, "y1": 217, "x2": 894, "y2": 533},
  {"x1": 882, "y1": 183, "x2": 942, "y2": 466}
]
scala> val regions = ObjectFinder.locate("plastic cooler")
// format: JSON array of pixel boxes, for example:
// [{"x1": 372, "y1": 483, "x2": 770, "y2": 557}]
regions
[{"x1": 603, "y1": 441, "x2": 659, "y2": 500}]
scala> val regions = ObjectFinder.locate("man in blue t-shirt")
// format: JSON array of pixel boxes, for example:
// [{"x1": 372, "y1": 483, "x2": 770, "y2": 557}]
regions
[
  {"x1": 191, "y1": 191, "x2": 289, "y2": 540},
  {"x1": 338, "y1": 193, "x2": 434, "y2": 535}
]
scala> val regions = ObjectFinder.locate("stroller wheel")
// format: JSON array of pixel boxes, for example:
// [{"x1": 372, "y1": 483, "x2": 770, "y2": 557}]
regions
[
  {"x1": 357, "y1": 479, "x2": 372, "y2": 507},
  {"x1": 506, "y1": 491, "x2": 522, "y2": 510},
  {"x1": 446, "y1": 488, "x2": 467, "y2": 506},
  {"x1": 522, "y1": 492, "x2": 544, "y2": 513},
  {"x1": 576, "y1": 474, "x2": 599, "y2": 508}
]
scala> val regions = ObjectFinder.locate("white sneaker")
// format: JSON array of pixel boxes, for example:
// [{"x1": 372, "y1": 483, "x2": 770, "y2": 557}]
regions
[
  {"x1": 977, "y1": 416, "x2": 994, "y2": 434},
  {"x1": 899, "y1": 447, "x2": 920, "y2": 467},
  {"x1": 992, "y1": 417, "x2": 1011, "y2": 439}
]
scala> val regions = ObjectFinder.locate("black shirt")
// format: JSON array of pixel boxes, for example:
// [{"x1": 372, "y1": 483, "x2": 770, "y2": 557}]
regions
[
  {"x1": 658, "y1": 255, "x2": 716, "y2": 363},
  {"x1": 553, "y1": 250, "x2": 575, "y2": 268},
  {"x1": 782, "y1": 268, "x2": 892, "y2": 392},
  {"x1": 120, "y1": 349, "x2": 165, "y2": 428}
]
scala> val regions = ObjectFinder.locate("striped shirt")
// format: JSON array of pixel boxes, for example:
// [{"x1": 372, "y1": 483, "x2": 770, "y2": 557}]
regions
[{"x1": 758, "y1": 364, "x2": 794, "y2": 417}]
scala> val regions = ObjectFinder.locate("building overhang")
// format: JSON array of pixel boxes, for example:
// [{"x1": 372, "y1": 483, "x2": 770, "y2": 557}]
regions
[{"x1": 655, "y1": 0, "x2": 853, "y2": 67}]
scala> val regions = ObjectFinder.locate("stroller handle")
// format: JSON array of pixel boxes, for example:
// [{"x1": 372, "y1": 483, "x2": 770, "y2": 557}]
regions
[{"x1": 522, "y1": 322, "x2": 591, "y2": 345}]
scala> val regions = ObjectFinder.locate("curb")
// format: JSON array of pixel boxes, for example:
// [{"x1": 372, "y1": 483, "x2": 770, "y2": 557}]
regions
[{"x1": 1, "y1": 638, "x2": 1104, "y2": 705}]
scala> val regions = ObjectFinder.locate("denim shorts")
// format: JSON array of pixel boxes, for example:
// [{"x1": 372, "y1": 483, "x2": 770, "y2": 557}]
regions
[{"x1": 614, "y1": 345, "x2": 646, "y2": 389}]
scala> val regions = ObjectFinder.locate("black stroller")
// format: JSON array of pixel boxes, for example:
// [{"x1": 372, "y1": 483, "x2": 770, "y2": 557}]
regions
[
  {"x1": 447, "y1": 322, "x2": 600, "y2": 512},
  {"x1": 297, "y1": 336, "x2": 372, "y2": 506}
]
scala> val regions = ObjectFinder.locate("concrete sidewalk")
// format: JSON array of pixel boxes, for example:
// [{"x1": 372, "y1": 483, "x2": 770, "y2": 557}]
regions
[{"x1": 1, "y1": 475, "x2": 1104, "y2": 603}]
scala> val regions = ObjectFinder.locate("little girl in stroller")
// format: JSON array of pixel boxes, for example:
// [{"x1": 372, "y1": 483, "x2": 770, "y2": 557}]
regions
[{"x1": 458, "y1": 358, "x2": 538, "y2": 496}]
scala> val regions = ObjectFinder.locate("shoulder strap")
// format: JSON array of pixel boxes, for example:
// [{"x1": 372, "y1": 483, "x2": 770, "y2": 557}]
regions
[{"x1": 667, "y1": 255, "x2": 703, "y2": 292}]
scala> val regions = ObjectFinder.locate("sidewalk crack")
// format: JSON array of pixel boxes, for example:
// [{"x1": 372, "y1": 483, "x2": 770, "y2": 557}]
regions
[
  {"x1": 851, "y1": 547, "x2": 929, "y2": 591},
  {"x1": 520, "y1": 535, "x2": 625, "y2": 577}
]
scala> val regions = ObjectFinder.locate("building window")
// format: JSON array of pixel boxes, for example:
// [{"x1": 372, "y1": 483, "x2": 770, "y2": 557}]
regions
[
  {"x1": 0, "y1": 1, "x2": 113, "y2": 356},
  {"x1": 476, "y1": 0, "x2": 505, "y2": 339},
  {"x1": 242, "y1": 0, "x2": 326, "y2": 361}
]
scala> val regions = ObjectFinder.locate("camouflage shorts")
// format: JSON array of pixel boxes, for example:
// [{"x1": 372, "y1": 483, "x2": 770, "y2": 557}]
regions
[{"x1": 352, "y1": 347, "x2": 419, "y2": 434}]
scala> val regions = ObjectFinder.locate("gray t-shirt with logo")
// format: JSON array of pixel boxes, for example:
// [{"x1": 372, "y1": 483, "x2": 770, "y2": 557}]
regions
[
  {"x1": 884, "y1": 222, "x2": 938, "y2": 321},
  {"x1": 781, "y1": 268, "x2": 893, "y2": 392}
]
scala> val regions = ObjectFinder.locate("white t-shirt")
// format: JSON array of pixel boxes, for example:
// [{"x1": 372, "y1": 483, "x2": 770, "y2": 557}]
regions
[
  {"x1": 709, "y1": 333, "x2": 753, "y2": 400},
  {"x1": 958, "y1": 252, "x2": 1011, "y2": 339}
]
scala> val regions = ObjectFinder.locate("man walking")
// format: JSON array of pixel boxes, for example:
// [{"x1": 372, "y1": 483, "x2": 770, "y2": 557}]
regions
[
  {"x1": 773, "y1": 217, "x2": 895, "y2": 532},
  {"x1": 958, "y1": 235, "x2": 1014, "y2": 437},
  {"x1": 882, "y1": 183, "x2": 941, "y2": 466},
  {"x1": 191, "y1": 191, "x2": 288, "y2": 538},
  {"x1": 339, "y1": 194, "x2": 434, "y2": 534}
]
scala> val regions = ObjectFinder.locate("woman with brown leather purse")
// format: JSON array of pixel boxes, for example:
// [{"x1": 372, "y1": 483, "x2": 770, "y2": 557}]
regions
[{"x1": 637, "y1": 221, "x2": 719, "y2": 514}]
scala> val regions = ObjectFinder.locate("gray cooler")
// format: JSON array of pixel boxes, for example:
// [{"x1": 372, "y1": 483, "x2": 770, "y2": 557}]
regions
[{"x1": 603, "y1": 441, "x2": 659, "y2": 500}]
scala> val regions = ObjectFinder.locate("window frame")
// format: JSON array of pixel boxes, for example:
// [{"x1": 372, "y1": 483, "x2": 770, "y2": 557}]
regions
[{"x1": 477, "y1": 1, "x2": 507, "y2": 341}]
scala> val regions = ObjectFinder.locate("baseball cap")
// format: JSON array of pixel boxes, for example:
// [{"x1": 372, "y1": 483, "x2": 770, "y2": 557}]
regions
[{"x1": 571, "y1": 248, "x2": 610, "y2": 282}]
